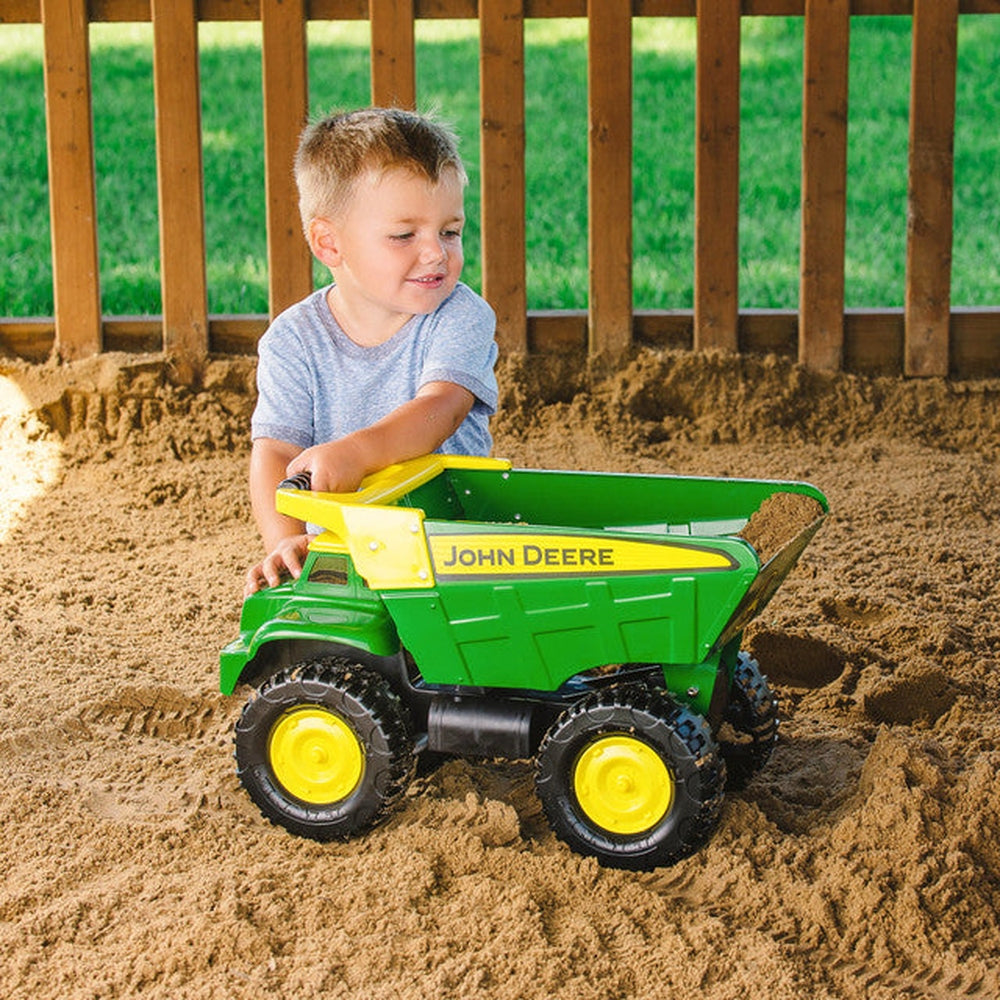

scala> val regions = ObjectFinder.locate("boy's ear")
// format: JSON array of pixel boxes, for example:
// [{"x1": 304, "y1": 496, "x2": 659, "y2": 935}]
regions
[{"x1": 307, "y1": 217, "x2": 341, "y2": 268}]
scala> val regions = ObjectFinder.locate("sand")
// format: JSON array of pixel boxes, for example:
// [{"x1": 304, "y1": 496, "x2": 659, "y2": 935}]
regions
[{"x1": 1, "y1": 347, "x2": 998, "y2": 999}]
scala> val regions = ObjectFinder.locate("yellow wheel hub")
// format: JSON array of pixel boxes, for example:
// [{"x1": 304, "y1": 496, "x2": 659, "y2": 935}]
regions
[
  {"x1": 268, "y1": 707, "x2": 363, "y2": 805},
  {"x1": 573, "y1": 734, "x2": 674, "y2": 835}
]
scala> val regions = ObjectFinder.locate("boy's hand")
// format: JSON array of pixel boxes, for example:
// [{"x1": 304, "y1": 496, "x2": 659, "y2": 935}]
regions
[
  {"x1": 244, "y1": 533, "x2": 314, "y2": 597},
  {"x1": 285, "y1": 436, "x2": 369, "y2": 494}
]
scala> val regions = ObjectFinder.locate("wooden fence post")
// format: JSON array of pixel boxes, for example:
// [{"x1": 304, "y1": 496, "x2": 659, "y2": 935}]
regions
[
  {"x1": 799, "y1": 0, "x2": 849, "y2": 371},
  {"x1": 370, "y1": 0, "x2": 416, "y2": 109},
  {"x1": 587, "y1": 0, "x2": 633, "y2": 358},
  {"x1": 694, "y1": 0, "x2": 740, "y2": 353},
  {"x1": 41, "y1": 0, "x2": 102, "y2": 361},
  {"x1": 905, "y1": 0, "x2": 958, "y2": 377},
  {"x1": 262, "y1": 0, "x2": 313, "y2": 320},
  {"x1": 480, "y1": 0, "x2": 528, "y2": 356},
  {"x1": 151, "y1": 0, "x2": 209, "y2": 376}
]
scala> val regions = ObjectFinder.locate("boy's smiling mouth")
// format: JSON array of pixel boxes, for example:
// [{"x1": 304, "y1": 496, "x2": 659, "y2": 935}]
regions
[{"x1": 410, "y1": 274, "x2": 446, "y2": 288}]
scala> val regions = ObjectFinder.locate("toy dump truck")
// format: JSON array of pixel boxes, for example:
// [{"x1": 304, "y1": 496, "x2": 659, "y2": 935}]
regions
[{"x1": 221, "y1": 455, "x2": 827, "y2": 870}]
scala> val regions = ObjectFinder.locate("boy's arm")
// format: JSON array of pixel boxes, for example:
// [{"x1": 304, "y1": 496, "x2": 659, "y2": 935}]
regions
[
  {"x1": 250, "y1": 437, "x2": 307, "y2": 550},
  {"x1": 285, "y1": 380, "x2": 475, "y2": 493},
  {"x1": 245, "y1": 382, "x2": 474, "y2": 596},
  {"x1": 246, "y1": 438, "x2": 313, "y2": 595}
]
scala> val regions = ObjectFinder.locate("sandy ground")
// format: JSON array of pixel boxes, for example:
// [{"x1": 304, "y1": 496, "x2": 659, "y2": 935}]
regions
[{"x1": 1, "y1": 348, "x2": 998, "y2": 1000}]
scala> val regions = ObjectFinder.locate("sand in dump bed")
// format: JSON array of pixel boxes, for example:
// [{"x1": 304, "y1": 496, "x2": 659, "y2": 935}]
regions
[
  {"x1": 738, "y1": 491, "x2": 825, "y2": 564},
  {"x1": 1, "y1": 346, "x2": 999, "y2": 1000}
]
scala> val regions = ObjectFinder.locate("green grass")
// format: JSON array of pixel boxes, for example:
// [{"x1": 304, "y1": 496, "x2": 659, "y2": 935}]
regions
[{"x1": 1, "y1": 15, "x2": 998, "y2": 317}]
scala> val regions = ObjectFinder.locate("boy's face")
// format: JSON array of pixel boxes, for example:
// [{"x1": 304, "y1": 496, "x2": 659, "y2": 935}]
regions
[{"x1": 315, "y1": 165, "x2": 466, "y2": 337}]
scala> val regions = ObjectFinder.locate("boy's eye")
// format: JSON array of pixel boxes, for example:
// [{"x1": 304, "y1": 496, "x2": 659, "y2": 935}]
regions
[{"x1": 387, "y1": 228, "x2": 462, "y2": 243}]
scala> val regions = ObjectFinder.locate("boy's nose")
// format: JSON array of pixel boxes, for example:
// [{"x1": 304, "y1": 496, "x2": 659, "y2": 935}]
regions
[{"x1": 419, "y1": 236, "x2": 447, "y2": 263}]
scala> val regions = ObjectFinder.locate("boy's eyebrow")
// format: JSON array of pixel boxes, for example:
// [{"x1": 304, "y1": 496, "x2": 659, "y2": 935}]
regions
[{"x1": 391, "y1": 212, "x2": 465, "y2": 226}]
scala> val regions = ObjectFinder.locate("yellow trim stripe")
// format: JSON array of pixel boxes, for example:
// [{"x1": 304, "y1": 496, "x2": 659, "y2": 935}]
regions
[{"x1": 428, "y1": 532, "x2": 736, "y2": 578}]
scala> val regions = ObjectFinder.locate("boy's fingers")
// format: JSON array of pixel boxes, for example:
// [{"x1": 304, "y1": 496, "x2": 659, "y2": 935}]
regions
[
  {"x1": 283, "y1": 548, "x2": 304, "y2": 579},
  {"x1": 244, "y1": 536, "x2": 311, "y2": 598},
  {"x1": 287, "y1": 457, "x2": 326, "y2": 492},
  {"x1": 244, "y1": 564, "x2": 265, "y2": 597},
  {"x1": 263, "y1": 558, "x2": 285, "y2": 589},
  {"x1": 285, "y1": 452, "x2": 312, "y2": 477}
]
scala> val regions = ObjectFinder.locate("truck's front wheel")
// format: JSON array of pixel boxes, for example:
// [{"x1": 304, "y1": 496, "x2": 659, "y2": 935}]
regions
[
  {"x1": 235, "y1": 659, "x2": 415, "y2": 840},
  {"x1": 535, "y1": 684, "x2": 725, "y2": 870}
]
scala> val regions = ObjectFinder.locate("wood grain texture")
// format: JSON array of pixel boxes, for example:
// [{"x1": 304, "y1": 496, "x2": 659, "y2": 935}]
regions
[
  {"x1": 587, "y1": 0, "x2": 632, "y2": 357},
  {"x1": 41, "y1": 0, "x2": 102, "y2": 359},
  {"x1": 152, "y1": 0, "x2": 209, "y2": 370},
  {"x1": 479, "y1": 0, "x2": 528, "y2": 354},
  {"x1": 904, "y1": 0, "x2": 958, "y2": 376},
  {"x1": 799, "y1": 0, "x2": 849, "y2": 370},
  {"x1": 370, "y1": 0, "x2": 416, "y2": 107},
  {"x1": 694, "y1": 0, "x2": 740, "y2": 352},
  {"x1": 262, "y1": 0, "x2": 313, "y2": 319}
]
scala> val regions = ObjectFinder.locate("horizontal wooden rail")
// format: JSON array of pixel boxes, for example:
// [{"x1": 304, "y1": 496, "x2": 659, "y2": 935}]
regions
[
  {"x1": 5, "y1": 1, "x2": 1000, "y2": 21},
  {"x1": 4, "y1": 309, "x2": 999, "y2": 377}
]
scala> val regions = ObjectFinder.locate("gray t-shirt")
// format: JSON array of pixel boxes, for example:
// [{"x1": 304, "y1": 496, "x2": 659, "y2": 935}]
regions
[{"x1": 252, "y1": 282, "x2": 498, "y2": 457}]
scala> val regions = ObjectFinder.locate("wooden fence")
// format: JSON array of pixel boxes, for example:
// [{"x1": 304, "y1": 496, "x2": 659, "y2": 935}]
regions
[{"x1": 2, "y1": 0, "x2": 1000, "y2": 378}]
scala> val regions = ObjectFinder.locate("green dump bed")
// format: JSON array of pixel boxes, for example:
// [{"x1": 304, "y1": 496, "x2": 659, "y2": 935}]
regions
[{"x1": 273, "y1": 456, "x2": 828, "y2": 695}]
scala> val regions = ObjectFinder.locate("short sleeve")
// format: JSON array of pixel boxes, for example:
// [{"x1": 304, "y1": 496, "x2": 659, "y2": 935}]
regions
[
  {"x1": 251, "y1": 323, "x2": 317, "y2": 448},
  {"x1": 418, "y1": 285, "x2": 499, "y2": 414}
]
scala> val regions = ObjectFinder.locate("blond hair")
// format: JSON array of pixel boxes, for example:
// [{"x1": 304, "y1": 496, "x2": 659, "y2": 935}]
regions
[{"x1": 294, "y1": 107, "x2": 467, "y2": 229}]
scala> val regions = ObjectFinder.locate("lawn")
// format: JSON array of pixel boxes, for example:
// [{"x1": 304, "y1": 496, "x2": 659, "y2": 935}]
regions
[{"x1": 1, "y1": 15, "x2": 998, "y2": 317}]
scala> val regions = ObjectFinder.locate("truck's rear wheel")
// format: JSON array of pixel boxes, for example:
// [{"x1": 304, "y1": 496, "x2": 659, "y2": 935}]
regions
[
  {"x1": 720, "y1": 651, "x2": 779, "y2": 789},
  {"x1": 535, "y1": 683, "x2": 725, "y2": 870},
  {"x1": 235, "y1": 659, "x2": 415, "y2": 840}
]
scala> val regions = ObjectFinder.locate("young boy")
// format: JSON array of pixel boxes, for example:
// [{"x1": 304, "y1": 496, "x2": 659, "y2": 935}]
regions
[{"x1": 245, "y1": 108, "x2": 498, "y2": 595}]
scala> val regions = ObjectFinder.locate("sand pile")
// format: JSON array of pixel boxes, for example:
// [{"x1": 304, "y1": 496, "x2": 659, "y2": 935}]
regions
[{"x1": 1, "y1": 347, "x2": 998, "y2": 999}]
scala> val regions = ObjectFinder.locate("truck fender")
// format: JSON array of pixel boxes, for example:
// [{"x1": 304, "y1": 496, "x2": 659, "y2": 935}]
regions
[{"x1": 222, "y1": 621, "x2": 401, "y2": 694}]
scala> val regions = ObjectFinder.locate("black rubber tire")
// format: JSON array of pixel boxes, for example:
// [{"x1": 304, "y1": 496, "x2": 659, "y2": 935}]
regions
[
  {"x1": 535, "y1": 683, "x2": 726, "y2": 870},
  {"x1": 720, "y1": 651, "x2": 779, "y2": 789},
  {"x1": 234, "y1": 658, "x2": 415, "y2": 840}
]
